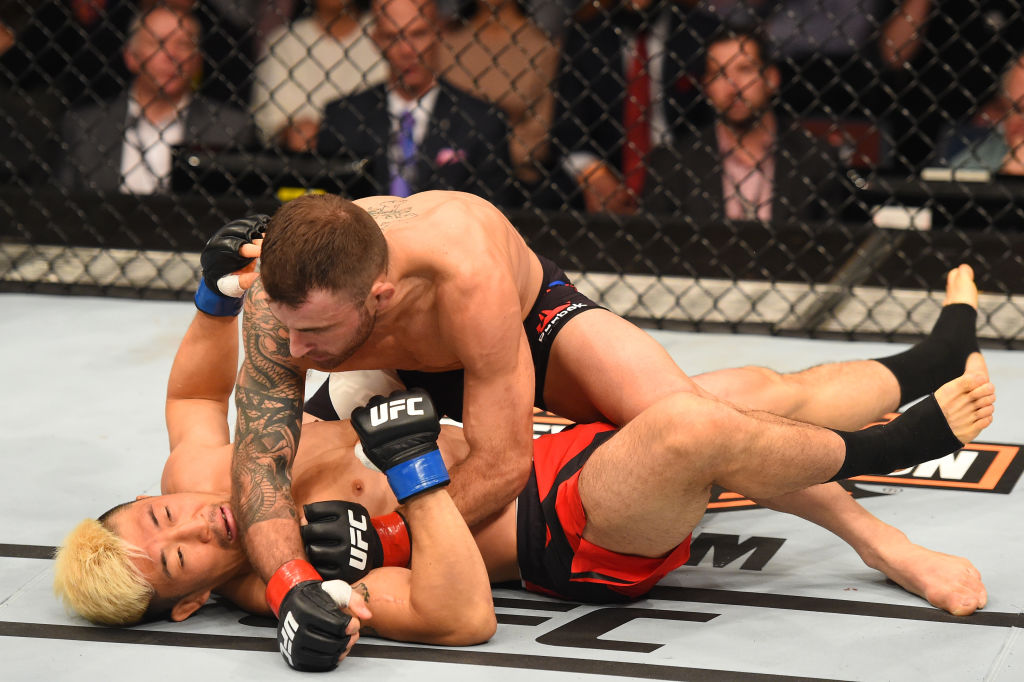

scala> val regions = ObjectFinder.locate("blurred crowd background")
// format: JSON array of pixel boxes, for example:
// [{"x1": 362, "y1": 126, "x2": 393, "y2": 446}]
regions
[{"x1": 2, "y1": 0, "x2": 1023, "y2": 343}]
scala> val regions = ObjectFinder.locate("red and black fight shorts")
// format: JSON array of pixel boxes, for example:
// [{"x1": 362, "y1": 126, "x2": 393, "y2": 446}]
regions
[{"x1": 517, "y1": 423, "x2": 692, "y2": 603}]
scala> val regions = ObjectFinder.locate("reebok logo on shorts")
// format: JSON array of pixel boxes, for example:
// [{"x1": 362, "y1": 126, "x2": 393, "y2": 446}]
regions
[{"x1": 537, "y1": 302, "x2": 588, "y2": 342}]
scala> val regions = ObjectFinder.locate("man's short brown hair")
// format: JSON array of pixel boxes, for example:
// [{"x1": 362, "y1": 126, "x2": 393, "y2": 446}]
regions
[{"x1": 261, "y1": 194, "x2": 389, "y2": 307}]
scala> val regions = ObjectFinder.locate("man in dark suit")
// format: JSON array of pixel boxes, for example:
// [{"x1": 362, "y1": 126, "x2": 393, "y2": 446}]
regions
[
  {"x1": 317, "y1": 0, "x2": 512, "y2": 206},
  {"x1": 551, "y1": 0, "x2": 719, "y2": 214},
  {"x1": 57, "y1": 5, "x2": 254, "y2": 194},
  {"x1": 645, "y1": 25, "x2": 854, "y2": 224}
]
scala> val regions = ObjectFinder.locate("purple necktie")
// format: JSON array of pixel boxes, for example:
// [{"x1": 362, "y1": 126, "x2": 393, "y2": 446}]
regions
[{"x1": 390, "y1": 111, "x2": 416, "y2": 197}]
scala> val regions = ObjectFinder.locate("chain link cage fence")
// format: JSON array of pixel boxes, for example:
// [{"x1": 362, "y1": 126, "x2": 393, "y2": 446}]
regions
[{"x1": 1, "y1": 0, "x2": 1023, "y2": 346}]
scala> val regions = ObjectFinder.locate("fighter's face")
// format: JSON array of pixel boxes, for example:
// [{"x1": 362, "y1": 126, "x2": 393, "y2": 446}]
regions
[
  {"x1": 271, "y1": 289, "x2": 377, "y2": 370},
  {"x1": 109, "y1": 493, "x2": 245, "y2": 609}
]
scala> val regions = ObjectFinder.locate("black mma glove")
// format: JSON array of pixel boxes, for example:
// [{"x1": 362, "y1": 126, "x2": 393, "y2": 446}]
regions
[
  {"x1": 350, "y1": 389, "x2": 450, "y2": 502},
  {"x1": 194, "y1": 214, "x2": 268, "y2": 316},
  {"x1": 265, "y1": 559, "x2": 354, "y2": 672},
  {"x1": 302, "y1": 500, "x2": 411, "y2": 582}
]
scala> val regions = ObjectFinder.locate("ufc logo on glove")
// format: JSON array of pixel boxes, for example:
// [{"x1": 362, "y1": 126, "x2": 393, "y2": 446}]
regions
[
  {"x1": 368, "y1": 396, "x2": 425, "y2": 425},
  {"x1": 279, "y1": 610, "x2": 300, "y2": 666},
  {"x1": 347, "y1": 510, "x2": 370, "y2": 571}
]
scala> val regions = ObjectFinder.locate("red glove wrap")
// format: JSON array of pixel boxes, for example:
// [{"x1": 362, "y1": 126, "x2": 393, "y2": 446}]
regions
[
  {"x1": 372, "y1": 511, "x2": 411, "y2": 568},
  {"x1": 265, "y1": 559, "x2": 322, "y2": 617}
]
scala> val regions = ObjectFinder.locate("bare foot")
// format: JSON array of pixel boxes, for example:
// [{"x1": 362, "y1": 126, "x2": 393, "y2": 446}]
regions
[
  {"x1": 934, "y1": 371, "x2": 996, "y2": 444},
  {"x1": 943, "y1": 264, "x2": 979, "y2": 308},
  {"x1": 874, "y1": 540, "x2": 987, "y2": 616},
  {"x1": 965, "y1": 350, "x2": 990, "y2": 388}
]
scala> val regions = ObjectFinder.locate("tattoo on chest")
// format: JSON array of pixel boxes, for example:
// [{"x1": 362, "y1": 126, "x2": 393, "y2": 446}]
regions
[{"x1": 365, "y1": 200, "x2": 416, "y2": 226}]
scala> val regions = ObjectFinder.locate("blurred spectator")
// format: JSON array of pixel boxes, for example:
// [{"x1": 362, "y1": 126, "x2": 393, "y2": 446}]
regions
[
  {"x1": 878, "y1": 0, "x2": 1024, "y2": 171},
  {"x1": 944, "y1": 55, "x2": 1024, "y2": 175},
  {"x1": 0, "y1": 3, "x2": 64, "y2": 185},
  {"x1": 0, "y1": 0, "x2": 133, "y2": 104},
  {"x1": 135, "y1": 0, "x2": 259, "y2": 106},
  {"x1": 318, "y1": 0, "x2": 512, "y2": 203},
  {"x1": 708, "y1": 0, "x2": 888, "y2": 119},
  {"x1": 2, "y1": 1, "x2": 259, "y2": 107},
  {"x1": 58, "y1": 5, "x2": 255, "y2": 194},
  {"x1": 251, "y1": 0, "x2": 387, "y2": 152},
  {"x1": 645, "y1": 26, "x2": 853, "y2": 223},
  {"x1": 551, "y1": 0, "x2": 719, "y2": 214},
  {"x1": 0, "y1": 4, "x2": 28, "y2": 60},
  {"x1": 525, "y1": 0, "x2": 578, "y2": 39},
  {"x1": 438, "y1": 0, "x2": 558, "y2": 185}
]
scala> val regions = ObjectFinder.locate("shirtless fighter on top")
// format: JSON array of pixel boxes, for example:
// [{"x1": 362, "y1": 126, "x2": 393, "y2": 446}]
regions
[{"x1": 220, "y1": 191, "x2": 989, "y2": 669}]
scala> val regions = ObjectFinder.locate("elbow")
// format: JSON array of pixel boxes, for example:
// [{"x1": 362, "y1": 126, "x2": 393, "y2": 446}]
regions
[
  {"x1": 437, "y1": 607, "x2": 497, "y2": 646},
  {"x1": 424, "y1": 586, "x2": 497, "y2": 646},
  {"x1": 470, "y1": 610, "x2": 498, "y2": 644},
  {"x1": 509, "y1": 452, "x2": 532, "y2": 490}
]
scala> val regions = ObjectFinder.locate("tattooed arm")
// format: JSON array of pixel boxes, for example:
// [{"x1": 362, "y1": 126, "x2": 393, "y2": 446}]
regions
[{"x1": 231, "y1": 279, "x2": 308, "y2": 581}]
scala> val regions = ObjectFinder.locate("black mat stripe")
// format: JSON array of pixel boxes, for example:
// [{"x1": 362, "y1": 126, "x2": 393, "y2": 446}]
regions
[
  {"x1": 495, "y1": 614, "x2": 549, "y2": 626},
  {"x1": 645, "y1": 586, "x2": 1024, "y2": 628},
  {"x1": 493, "y1": 597, "x2": 577, "y2": 611},
  {"x1": 8, "y1": 545, "x2": 1020, "y2": 628},
  {"x1": 354, "y1": 642, "x2": 840, "y2": 681},
  {"x1": 0, "y1": 622, "x2": 276, "y2": 651},
  {"x1": 0, "y1": 544, "x2": 55, "y2": 559},
  {"x1": 0, "y1": 622, "x2": 837, "y2": 681}
]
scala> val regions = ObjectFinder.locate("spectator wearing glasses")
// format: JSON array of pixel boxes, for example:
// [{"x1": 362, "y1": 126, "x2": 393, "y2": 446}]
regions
[{"x1": 57, "y1": 5, "x2": 254, "y2": 194}]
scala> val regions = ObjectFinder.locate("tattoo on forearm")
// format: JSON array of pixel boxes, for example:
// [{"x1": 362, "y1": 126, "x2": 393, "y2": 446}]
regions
[
  {"x1": 231, "y1": 281, "x2": 305, "y2": 531},
  {"x1": 364, "y1": 200, "x2": 416, "y2": 226}
]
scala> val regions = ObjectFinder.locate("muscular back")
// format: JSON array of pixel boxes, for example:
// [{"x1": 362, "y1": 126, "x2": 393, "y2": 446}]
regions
[{"x1": 352, "y1": 192, "x2": 544, "y2": 364}]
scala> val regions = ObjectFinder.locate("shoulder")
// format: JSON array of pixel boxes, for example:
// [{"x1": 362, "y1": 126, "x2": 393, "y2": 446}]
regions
[
  {"x1": 666, "y1": 125, "x2": 716, "y2": 158},
  {"x1": 262, "y1": 20, "x2": 313, "y2": 56},
  {"x1": 438, "y1": 82, "x2": 486, "y2": 110},
  {"x1": 325, "y1": 85, "x2": 384, "y2": 113},
  {"x1": 162, "y1": 442, "x2": 232, "y2": 494},
  {"x1": 438, "y1": 83, "x2": 508, "y2": 127},
  {"x1": 421, "y1": 192, "x2": 506, "y2": 230},
  {"x1": 362, "y1": 192, "x2": 507, "y2": 245},
  {"x1": 779, "y1": 123, "x2": 839, "y2": 162},
  {"x1": 68, "y1": 94, "x2": 123, "y2": 121},
  {"x1": 397, "y1": 194, "x2": 514, "y2": 270},
  {"x1": 190, "y1": 98, "x2": 252, "y2": 137},
  {"x1": 564, "y1": 17, "x2": 608, "y2": 50},
  {"x1": 191, "y1": 95, "x2": 245, "y2": 116}
]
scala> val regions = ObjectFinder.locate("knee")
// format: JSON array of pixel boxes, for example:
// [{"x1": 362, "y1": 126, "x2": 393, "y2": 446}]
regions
[
  {"x1": 644, "y1": 392, "x2": 739, "y2": 455},
  {"x1": 717, "y1": 365, "x2": 805, "y2": 415},
  {"x1": 738, "y1": 365, "x2": 787, "y2": 391}
]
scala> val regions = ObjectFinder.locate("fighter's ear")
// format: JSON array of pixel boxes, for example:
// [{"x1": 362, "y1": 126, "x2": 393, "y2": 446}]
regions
[
  {"x1": 170, "y1": 590, "x2": 212, "y2": 622},
  {"x1": 369, "y1": 278, "x2": 395, "y2": 309}
]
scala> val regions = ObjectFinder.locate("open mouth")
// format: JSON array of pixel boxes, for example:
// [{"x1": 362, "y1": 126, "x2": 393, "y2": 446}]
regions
[{"x1": 220, "y1": 505, "x2": 236, "y2": 543}]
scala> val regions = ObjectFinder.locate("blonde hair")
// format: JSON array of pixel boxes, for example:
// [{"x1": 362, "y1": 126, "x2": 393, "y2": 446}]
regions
[{"x1": 53, "y1": 517, "x2": 154, "y2": 626}]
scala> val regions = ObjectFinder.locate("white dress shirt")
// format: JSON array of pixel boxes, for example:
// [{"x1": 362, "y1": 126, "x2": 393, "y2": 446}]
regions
[{"x1": 119, "y1": 96, "x2": 188, "y2": 195}]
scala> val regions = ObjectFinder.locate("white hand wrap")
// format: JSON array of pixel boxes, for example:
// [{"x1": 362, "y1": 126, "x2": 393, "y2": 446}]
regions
[
  {"x1": 320, "y1": 580, "x2": 353, "y2": 609},
  {"x1": 216, "y1": 273, "x2": 245, "y2": 298},
  {"x1": 354, "y1": 442, "x2": 382, "y2": 473}
]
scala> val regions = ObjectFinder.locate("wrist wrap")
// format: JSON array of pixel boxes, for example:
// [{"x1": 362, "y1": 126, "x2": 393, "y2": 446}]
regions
[
  {"x1": 266, "y1": 559, "x2": 322, "y2": 617},
  {"x1": 384, "y1": 448, "x2": 450, "y2": 503},
  {"x1": 194, "y1": 279, "x2": 243, "y2": 317}
]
